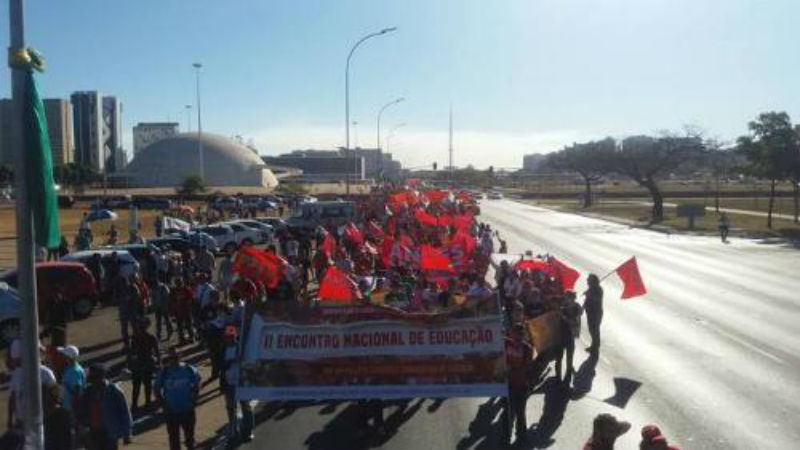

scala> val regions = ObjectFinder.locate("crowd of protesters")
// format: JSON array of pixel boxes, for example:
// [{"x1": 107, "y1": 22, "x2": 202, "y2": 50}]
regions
[{"x1": 2, "y1": 186, "x2": 681, "y2": 450}]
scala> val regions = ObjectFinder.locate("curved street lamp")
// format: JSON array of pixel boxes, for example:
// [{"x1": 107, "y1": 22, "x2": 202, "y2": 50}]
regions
[
  {"x1": 344, "y1": 27, "x2": 397, "y2": 192},
  {"x1": 376, "y1": 97, "x2": 404, "y2": 177}
]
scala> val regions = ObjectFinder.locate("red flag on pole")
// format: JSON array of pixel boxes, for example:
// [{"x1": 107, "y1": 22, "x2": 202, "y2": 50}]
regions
[
  {"x1": 321, "y1": 233, "x2": 336, "y2": 257},
  {"x1": 231, "y1": 246, "x2": 283, "y2": 289},
  {"x1": 614, "y1": 256, "x2": 647, "y2": 299},
  {"x1": 414, "y1": 208, "x2": 439, "y2": 227},
  {"x1": 318, "y1": 266, "x2": 362, "y2": 303},
  {"x1": 548, "y1": 256, "x2": 581, "y2": 291},
  {"x1": 344, "y1": 223, "x2": 364, "y2": 245},
  {"x1": 419, "y1": 244, "x2": 455, "y2": 272}
]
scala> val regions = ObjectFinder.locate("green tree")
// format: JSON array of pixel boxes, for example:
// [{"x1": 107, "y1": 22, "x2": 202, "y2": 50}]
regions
[
  {"x1": 737, "y1": 112, "x2": 798, "y2": 228},
  {"x1": 177, "y1": 175, "x2": 207, "y2": 196},
  {"x1": 609, "y1": 131, "x2": 704, "y2": 223},
  {"x1": 547, "y1": 138, "x2": 615, "y2": 208}
]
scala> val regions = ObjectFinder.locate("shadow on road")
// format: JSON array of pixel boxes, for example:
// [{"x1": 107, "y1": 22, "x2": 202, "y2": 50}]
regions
[
  {"x1": 304, "y1": 399, "x2": 424, "y2": 450},
  {"x1": 570, "y1": 351, "x2": 599, "y2": 400},
  {"x1": 603, "y1": 377, "x2": 642, "y2": 409},
  {"x1": 456, "y1": 397, "x2": 507, "y2": 450}
]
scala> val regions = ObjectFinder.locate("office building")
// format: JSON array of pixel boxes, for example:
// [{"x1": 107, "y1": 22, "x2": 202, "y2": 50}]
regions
[
  {"x1": 71, "y1": 91, "x2": 104, "y2": 171},
  {"x1": 0, "y1": 98, "x2": 74, "y2": 166},
  {"x1": 522, "y1": 153, "x2": 546, "y2": 172},
  {"x1": 102, "y1": 96, "x2": 123, "y2": 171},
  {"x1": 43, "y1": 99, "x2": 74, "y2": 166},
  {"x1": 133, "y1": 122, "x2": 179, "y2": 154},
  {"x1": 262, "y1": 149, "x2": 365, "y2": 182}
]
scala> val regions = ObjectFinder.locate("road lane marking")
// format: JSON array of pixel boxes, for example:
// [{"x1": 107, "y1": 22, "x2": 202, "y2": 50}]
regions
[{"x1": 701, "y1": 321, "x2": 785, "y2": 365}]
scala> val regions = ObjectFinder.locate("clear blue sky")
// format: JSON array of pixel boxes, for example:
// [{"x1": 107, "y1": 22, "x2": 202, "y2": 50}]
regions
[{"x1": 1, "y1": 0, "x2": 798, "y2": 168}]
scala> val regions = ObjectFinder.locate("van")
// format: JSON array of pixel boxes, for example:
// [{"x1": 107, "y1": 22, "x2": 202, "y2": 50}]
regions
[{"x1": 286, "y1": 201, "x2": 356, "y2": 231}]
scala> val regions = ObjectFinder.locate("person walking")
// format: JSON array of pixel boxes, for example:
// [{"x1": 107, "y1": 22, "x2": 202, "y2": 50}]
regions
[
  {"x1": 116, "y1": 277, "x2": 140, "y2": 351},
  {"x1": 130, "y1": 318, "x2": 160, "y2": 414},
  {"x1": 43, "y1": 383, "x2": 73, "y2": 450},
  {"x1": 717, "y1": 212, "x2": 730, "y2": 243},
  {"x1": 155, "y1": 347, "x2": 201, "y2": 450},
  {"x1": 171, "y1": 278, "x2": 195, "y2": 345},
  {"x1": 583, "y1": 274, "x2": 604, "y2": 353},
  {"x1": 555, "y1": 291, "x2": 582, "y2": 382},
  {"x1": 220, "y1": 326, "x2": 254, "y2": 443},
  {"x1": 153, "y1": 279, "x2": 173, "y2": 340},
  {"x1": 154, "y1": 215, "x2": 164, "y2": 238},
  {"x1": 505, "y1": 324, "x2": 532, "y2": 444},
  {"x1": 57, "y1": 345, "x2": 86, "y2": 417},
  {"x1": 217, "y1": 252, "x2": 234, "y2": 302},
  {"x1": 76, "y1": 364, "x2": 133, "y2": 450}
]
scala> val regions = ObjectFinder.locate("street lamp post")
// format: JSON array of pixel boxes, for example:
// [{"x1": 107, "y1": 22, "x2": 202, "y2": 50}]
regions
[
  {"x1": 376, "y1": 97, "x2": 404, "y2": 179},
  {"x1": 344, "y1": 26, "x2": 396, "y2": 194},
  {"x1": 192, "y1": 63, "x2": 204, "y2": 180},
  {"x1": 184, "y1": 104, "x2": 192, "y2": 133},
  {"x1": 385, "y1": 122, "x2": 406, "y2": 156}
]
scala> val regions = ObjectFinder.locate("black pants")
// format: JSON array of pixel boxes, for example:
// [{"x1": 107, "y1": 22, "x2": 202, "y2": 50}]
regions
[
  {"x1": 720, "y1": 226, "x2": 729, "y2": 242},
  {"x1": 87, "y1": 428, "x2": 118, "y2": 450},
  {"x1": 555, "y1": 337, "x2": 575, "y2": 380},
  {"x1": 165, "y1": 410, "x2": 196, "y2": 450},
  {"x1": 131, "y1": 370, "x2": 153, "y2": 409},
  {"x1": 175, "y1": 316, "x2": 194, "y2": 343},
  {"x1": 508, "y1": 386, "x2": 528, "y2": 439},
  {"x1": 155, "y1": 310, "x2": 173, "y2": 339},
  {"x1": 587, "y1": 312, "x2": 602, "y2": 351}
]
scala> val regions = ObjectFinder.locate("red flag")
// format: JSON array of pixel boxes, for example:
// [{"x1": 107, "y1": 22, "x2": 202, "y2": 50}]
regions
[
  {"x1": 453, "y1": 213, "x2": 474, "y2": 230},
  {"x1": 414, "y1": 208, "x2": 439, "y2": 227},
  {"x1": 344, "y1": 223, "x2": 364, "y2": 245},
  {"x1": 615, "y1": 256, "x2": 647, "y2": 299},
  {"x1": 380, "y1": 235, "x2": 394, "y2": 268},
  {"x1": 549, "y1": 256, "x2": 581, "y2": 291},
  {"x1": 514, "y1": 258, "x2": 549, "y2": 273},
  {"x1": 423, "y1": 189, "x2": 449, "y2": 205},
  {"x1": 318, "y1": 266, "x2": 362, "y2": 303},
  {"x1": 419, "y1": 244, "x2": 455, "y2": 272},
  {"x1": 321, "y1": 233, "x2": 336, "y2": 257},
  {"x1": 367, "y1": 220, "x2": 385, "y2": 238},
  {"x1": 232, "y1": 246, "x2": 283, "y2": 289},
  {"x1": 437, "y1": 214, "x2": 453, "y2": 228}
]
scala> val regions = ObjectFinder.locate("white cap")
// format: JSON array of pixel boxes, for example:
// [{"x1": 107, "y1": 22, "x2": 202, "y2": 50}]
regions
[{"x1": 57, "y1": 345, "x2": 80, "y2": 360}]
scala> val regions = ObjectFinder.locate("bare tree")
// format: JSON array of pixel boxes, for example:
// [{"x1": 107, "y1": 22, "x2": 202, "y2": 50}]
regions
[
  {"x1": 610, "y1": 130, "x2": 704, "y2": 223},
  {"x1": 547, "y1": 138, "x2": 615, "y2": 207}
]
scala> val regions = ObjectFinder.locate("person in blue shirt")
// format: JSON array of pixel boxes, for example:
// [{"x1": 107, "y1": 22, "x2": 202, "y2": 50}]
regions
[
  {"x1": 76, "y1": 363, "x2": 132, "y2": 450},
  {"x1": 155, "y1": 347, "x2": 201, "y2": 450},
  {"x1": 57, "y1": 345, "x2": 86, "y2": 414}
]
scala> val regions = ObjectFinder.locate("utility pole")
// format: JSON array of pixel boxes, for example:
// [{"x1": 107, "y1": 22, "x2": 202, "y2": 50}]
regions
[
  {"x1": 8, "y1": 0, "x2": 45, "y2": 448},
  {"x1": 448, "y1": 105, "x2": 454, "y2": 181},
  {"x1": 193, "y1": 63, "x2": 204, "y2": 179}
]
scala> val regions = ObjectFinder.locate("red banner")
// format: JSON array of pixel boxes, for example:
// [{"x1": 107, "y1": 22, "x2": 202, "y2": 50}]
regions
[
  {"x1": 420, "y1": 244, "x2": 455, "y2": 273},
  {"x1": 414, "y1": 208, "x2": 439, "y2": 227}
]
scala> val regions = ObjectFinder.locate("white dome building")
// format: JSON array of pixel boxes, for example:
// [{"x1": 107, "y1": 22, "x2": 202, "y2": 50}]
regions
[{"x1": 124, "y1": 133, "x2": 278, "y2": 189}]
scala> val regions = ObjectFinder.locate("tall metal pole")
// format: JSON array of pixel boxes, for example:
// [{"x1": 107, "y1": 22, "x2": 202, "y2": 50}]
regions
[
  {"x1": 344, "y1": 26, "x2": 396, "y2": 194},
  {"x1": 376, "y1": 97, "x2": 404, "y2": 179},
  {"x1": 193, "y1": 63, "x2": 204, "y2": 179},
  {"x1": 8, "y1": 1, "x2": 44, "y2": 448},
  {"x1": 448, "y1": 105, "x2": 454, "y2": 174},
  {"x1": 184, "y1": 104, "x2": 192, "y2": 133}
]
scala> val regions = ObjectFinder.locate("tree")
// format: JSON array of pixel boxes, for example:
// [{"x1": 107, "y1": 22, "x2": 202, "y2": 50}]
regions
[
  {"x1": 547, "y1": 138, "x2": 615, "y2": 208},
  {"x1": 737, "y1": 112, "x2": 797, "y2": 228},
  {"x1": 177, "y1": 175, "x2": 207, "y2": 196},
  {"x1": 609, "y1": 131, "x2": 704, "y2": 223}
]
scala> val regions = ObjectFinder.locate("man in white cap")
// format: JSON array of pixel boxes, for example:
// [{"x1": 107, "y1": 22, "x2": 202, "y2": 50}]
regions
[
  {"x1": 7, "y1": 338, "x2": 57, "y2": 429},
  {"x1": 58, "y1": 344, "x2": 86, "y2": 414}
]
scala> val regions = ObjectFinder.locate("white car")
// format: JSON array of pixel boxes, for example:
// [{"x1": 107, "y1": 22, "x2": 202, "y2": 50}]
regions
[
  {"x1": 222, "y1": 221, "x2": 269, "y2": 245},
  {"x1": 0, "y1": 282, "x2": 21, "y2": 347},
  {"x1": 61, "y1": 250, "x2": 141, "y2": 280},
  {"x1": 236, "y1": 220, "x2": 275, "y2": 239},
  {"x1": 195, "y1": 224, "x2": 239, "y2": 254},
  {"x1": 167, "y1": 229, "x2": 219, "y2": 252},
  {"x1": 487, "y1": 191, "x2": 503, "y2": 200}
]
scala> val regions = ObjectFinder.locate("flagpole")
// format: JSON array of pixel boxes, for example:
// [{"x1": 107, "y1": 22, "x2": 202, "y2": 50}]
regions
[{"x1": 9, "y1": 0, "x2": 45, "y2": 448}]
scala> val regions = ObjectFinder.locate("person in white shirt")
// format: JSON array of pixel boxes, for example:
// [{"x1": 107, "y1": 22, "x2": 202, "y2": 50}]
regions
[{"x1": 7, "y1": 339, "x2": 57, "y2": 429}]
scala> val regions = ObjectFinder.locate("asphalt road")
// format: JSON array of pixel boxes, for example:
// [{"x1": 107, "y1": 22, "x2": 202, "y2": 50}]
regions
[{"x1": 240, "y1": 199, "x2": 800, "y2": 450}]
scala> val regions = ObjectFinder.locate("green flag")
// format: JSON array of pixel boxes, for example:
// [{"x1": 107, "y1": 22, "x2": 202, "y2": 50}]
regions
[{"x1": 23, "y1": 69, "x2": 60, "y2": 249}]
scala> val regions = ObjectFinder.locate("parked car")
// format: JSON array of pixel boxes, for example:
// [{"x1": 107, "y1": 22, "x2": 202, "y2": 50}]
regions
[
  {"x1": 209, "y1": 196, "x2": 241, "y2": 211},
  {"x1": 148, "y1": 236, "x2": 198, "y2": 254},
  {"x1": 61, "y1": 250, "x2": 141, "y2": 294},
  {"x1": 286, "y1": 201, "x2": 356, "y2": 231},
  {"x1": 222, "y1": 221, "x2": 269, "y2": 245},
  {"x1": 0, "y1": 282, "x2": 21, "y2": 347},
  {"x1": 195, "y1": 224, "x2": 238, "y2": 254},
  {"x1": 235, "y1": 219, "x2": 275, "y2": 239},
  {"x1": 487, "y1": 191, "x2": 503, "y2": 200},
  {"x1": 100, "y1": 244, "x2": 161, "y2": 278},
  {"x1": 255, "y1": 217, "x2": 288, "y2": 232},
  {"x1": 90, "y1": 195, "x2": 132, "y2": 210},
  {"x1": 0, "y1": 262, "x2": 100, "y2": 320},
  {"x1": 132, "y1": 196, "x2": 173, "y2": 210},
  {"x1": 166, "y1": 229, "x2": 220, "y2": 253}
]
